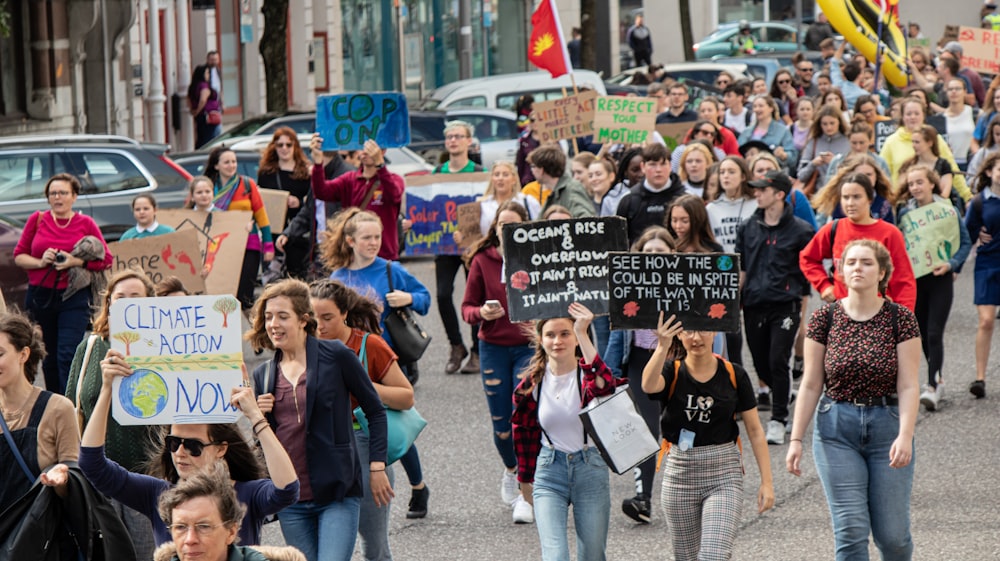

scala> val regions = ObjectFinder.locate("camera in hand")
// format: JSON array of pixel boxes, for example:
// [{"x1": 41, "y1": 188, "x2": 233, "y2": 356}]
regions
[{"x1": 54, "y1": 252, "x2": 67, "y2": 264}]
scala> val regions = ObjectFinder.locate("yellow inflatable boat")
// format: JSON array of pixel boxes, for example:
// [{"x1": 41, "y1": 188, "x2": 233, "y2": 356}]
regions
[{"x1": 819, "y1": 0, "x2": 909, "y2": 88}]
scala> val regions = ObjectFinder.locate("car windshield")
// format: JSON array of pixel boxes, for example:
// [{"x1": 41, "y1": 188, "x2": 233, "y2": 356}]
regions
[
  {"x1": 703, "y1": 26, "x2": 736, "y2": 41},
  {"x1": 416, "y1": 98, "x2": 442, "y2": 111}
]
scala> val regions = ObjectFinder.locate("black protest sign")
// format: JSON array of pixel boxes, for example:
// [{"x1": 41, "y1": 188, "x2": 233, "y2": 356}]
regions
[
  {"x1": 874, "y1": 120, "x2": 898, "y2": 153},
  {"x1": 608, "y1": 252, "x2": 741, "y2": 332},
  {"x1": 502, "y1": 217, "x2": 628, "y2": 322}
]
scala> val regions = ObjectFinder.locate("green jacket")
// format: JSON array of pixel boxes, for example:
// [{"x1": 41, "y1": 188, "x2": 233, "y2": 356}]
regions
[{"x1": 542, "y1": 173, "x2": 596, "y2": 218}]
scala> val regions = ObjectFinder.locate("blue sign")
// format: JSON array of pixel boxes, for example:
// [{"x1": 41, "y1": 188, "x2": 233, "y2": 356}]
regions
[
  {"x1": 315, "y1": 93, "x2": 411, "y2": 151},
  {"x1": 404, "y1": 173, "x2": 490, "y2": 256}
]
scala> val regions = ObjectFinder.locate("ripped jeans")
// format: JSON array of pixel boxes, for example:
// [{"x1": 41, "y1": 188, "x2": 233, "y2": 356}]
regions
[{"x1": 478, "y1": 340, "x2": 534, "y2": 469}]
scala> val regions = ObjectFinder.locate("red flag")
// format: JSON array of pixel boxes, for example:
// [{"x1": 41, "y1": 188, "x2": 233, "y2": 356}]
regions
[{"x1": 528, "y1": 0, "x2": 572, "y2": 78}]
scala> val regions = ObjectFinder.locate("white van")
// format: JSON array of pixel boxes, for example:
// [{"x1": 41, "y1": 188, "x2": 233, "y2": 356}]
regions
[{"x1": 417, "y1": 70, "x2": 607, "y2": 112}]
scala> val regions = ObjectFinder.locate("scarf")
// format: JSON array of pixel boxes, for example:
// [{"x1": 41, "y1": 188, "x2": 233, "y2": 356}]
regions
[{"x1": 214, "y1": 174, "x2": 243, "y2": 211}]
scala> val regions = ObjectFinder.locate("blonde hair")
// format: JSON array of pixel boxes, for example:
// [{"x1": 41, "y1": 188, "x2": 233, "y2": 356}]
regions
[
  {"x1": 482, "y1": 161, "x2": 524, "y2": 199},
  {"x1": 677, "y1": 143, "x2": 714, "y2": 183},
  {"x1": 92, "y1": 269, "x2": 156, "y2": 338},
  {"x1": 319, "y1": 208, "x2": 383, "y2": 271}
]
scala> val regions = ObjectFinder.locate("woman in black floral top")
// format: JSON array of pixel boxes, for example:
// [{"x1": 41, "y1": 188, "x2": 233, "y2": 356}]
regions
[{"x1": 786, "y1": 239, "x2": 921, "y2": 561}]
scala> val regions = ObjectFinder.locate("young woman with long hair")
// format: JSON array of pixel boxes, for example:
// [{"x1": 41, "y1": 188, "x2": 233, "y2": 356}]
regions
[
  {"x1": 769, "y1": 68, "x2": 803, "y2": 124},
  {"x1": 601, "y1": 147, "x2": 644, "y2": 217},
  {"x1": 677, "y1": 143, "x2": 715, "y2": 199},
  {"x1": 813, "y1": 153, "x2": 897, "y2": 224},
  {"x1": 707, "y1": 156, "x2": 757, "y2": 253},
  {"x1": 938, "y1": 78, "x2": 977, "y2": 169},
  {"x1": 789, "y1": 97, "x2": 816, "y2": 155},
  {"x1": 749, "y1": 152, "x2": 818, "y2": 230},
  {"x1": 461, "y1": 200, "x2": 537, "y2": 524},
  {"x1": 898, "y1": 124, "x2": 956, "y2": 200},
  {"x1": 797, "y1": 105, "x2": 851, "y2": 193},
  {"x1": 965, "y1": 151, "x2": 1000, "y2": 399},
  {"x1": 258, "y1": 126, "x2": 313, "y2": 279},
  {"x1": 667, "y1": 194, "x2": 723, "y2": 253},
  {"x1": 968, "y1": 114, "x2": 1000, "y2": 182},
  {"x1": 737, "y1": 95, "x2": 798, "y2": 170},
  {"x1": 587, "y1": 158, "x2": 618, "y2": 216}
]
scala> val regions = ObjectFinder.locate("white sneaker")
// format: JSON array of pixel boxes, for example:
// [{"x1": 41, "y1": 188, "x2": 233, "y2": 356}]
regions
[
  {"x1": 512, "y1": 495, "x2": 534, "y2": 524},
  {"x1": 500, "y1": 469, "x2": 519, "y2": 506},
  {"x1": 920, "y1": 385, "x2": 940, "y2": 412},
  {"x1": 766, "y1": 420, "x2": 786, "y2": 445}
]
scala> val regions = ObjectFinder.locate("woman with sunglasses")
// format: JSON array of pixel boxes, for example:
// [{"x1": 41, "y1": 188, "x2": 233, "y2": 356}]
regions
[
  {"x1": 769, "y1": 69, "x2": 803, "y2": 125},
  {"x1": 78, "y1": 353, "x2": 299, "y2": 548},
  {"x1": 259, "y1": 127, "x2": 313, "y2": 280},
  {"x1": 670, "y1": 120, "x2": 726, "y2": 172}
]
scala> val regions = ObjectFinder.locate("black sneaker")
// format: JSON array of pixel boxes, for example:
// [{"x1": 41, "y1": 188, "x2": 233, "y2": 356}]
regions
[
  {"x1": 757, "y1": 392, "x2": 772, "y2": 411},
  {"x1": 621, "y1": 495, "x2": 651, "y2": 524},
  {"x1": 970, "y1": 379, "x2": 986, "y2": 399},
  {"x1": 405, "y1": 363, "x2": 420, "y2": 386},
  {"x1": 791, "y1": 356, "x2": 804, "y2": 381},
  {"x1": 407, "y1": 485, "x2": 430, "y2": 519}
]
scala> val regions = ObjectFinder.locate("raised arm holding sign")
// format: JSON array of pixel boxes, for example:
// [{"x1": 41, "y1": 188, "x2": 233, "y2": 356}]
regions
[{"x1": 315, "y1": 93, "x2": 411, "y2": 150}]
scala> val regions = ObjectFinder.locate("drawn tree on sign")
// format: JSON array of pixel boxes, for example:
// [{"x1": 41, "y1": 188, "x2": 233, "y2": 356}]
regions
[
  {"x1": 213, "y1": 297, "x2": 240, "y2": 328},
  {"x1": 113, "y1": 331, "x2": 141, "y2": 356}
]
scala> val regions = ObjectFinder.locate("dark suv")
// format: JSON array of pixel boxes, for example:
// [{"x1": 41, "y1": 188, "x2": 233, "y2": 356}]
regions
[{"x1": 0, "y1": 135, "x2": 192, "y2": 241}]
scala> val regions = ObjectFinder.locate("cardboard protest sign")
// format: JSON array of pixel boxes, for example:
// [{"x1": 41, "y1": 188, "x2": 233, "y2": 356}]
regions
[
  {"x1": 655, "y1": 122, "x2": 694, "y2": 153},
  {"x1": 158, "y1": 209, "x2": 251, "y2": 296},
  {"x1": 258, "y1": 188, "x2": 289, "y2": 230},
  {"x1": 108, "y1": 230, "x2": 206, "y2": 294},
  {"x1": 502, "y1": 217, "x2": 628, "y2": 322},
  {"x1": 456, "y1": 201, "x2": 483, "y2": 249},
  {"x1": 898, "y1": 200, "x2": 962, "y2": 278},
  {"x1": 593, "y1": 96, "x2": 657, "y2": 144},
  {"x1": 316, "y1": 93, "x2": 410, "y2": 150},
  {"x1": 957, "y1": 26, "x2": 1000, "y2": 75},
  {"x1": 404, "y1": 173, "x2": 490, "y2": 255},
  {"x1": 608, "y1": 252, "x2": 741, "y2": 332},
  {"x1": 874, "y1": 120, "x2": 898, "y2": 153},
  {"x1": 532, "y1": 91, "x2": 598, "y2": 142},
  {"x1": 109, "y1": 295, "x2": 244, "y2": 425}
]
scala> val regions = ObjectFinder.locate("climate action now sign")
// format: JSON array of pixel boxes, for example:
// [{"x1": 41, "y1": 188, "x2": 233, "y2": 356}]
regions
[{"x1": 593, "y1": 96, "x2": 657, "y2": 144}]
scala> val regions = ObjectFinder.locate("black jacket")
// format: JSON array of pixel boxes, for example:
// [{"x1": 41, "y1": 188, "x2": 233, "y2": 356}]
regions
[
  {"x1": 252, "y1": 336, "x2": 387, "y2": 505},
  {"x1": 615, "y1": 175, "x2": 685, "y2": 243},
  {"x1": 735, "y1": 203, "x2": 813, "y2": 307},
  {"x1": 0, "y1": 463, "x2": 136, "y2": 561},
  {"x1": 282, "y1": 155, "x2": 357, "y2": 243}
]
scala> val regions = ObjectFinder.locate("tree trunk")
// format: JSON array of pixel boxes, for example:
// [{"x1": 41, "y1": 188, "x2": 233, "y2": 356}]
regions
[
  {"x1": 259, "y1": 0, "x2": 288, "y2": 113},
  {"x1": 679, "y1": 0, "x2": 694, "y2": 62},
  {"x1": 580, "y1": 0, "x2": 596, "y2": 70}
]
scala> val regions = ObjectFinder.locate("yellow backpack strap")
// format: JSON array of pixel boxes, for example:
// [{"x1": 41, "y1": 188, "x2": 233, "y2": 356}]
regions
[
  {"x1": 656, "y1": 361, "x2": 683, "y2": 471},
  {"x1": 721, "y1": 358, "x2": 746, "y2": 472}
]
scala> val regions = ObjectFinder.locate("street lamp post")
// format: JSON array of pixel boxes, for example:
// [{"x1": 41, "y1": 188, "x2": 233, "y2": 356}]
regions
[{"x1": 146, "y1": 0, "x2": 167, "y2": 142}]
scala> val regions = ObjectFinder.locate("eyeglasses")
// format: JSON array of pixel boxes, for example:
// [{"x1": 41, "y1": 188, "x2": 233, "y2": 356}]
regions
[
  {"x1": 168, "y1": 523, "x2": 228, "y2": 537},
  {"x1": 716, "y1": 80, "x2": 730, "y2": 86},
  {"x1": 47, "y1": 191, "x2": 73, "y2": 198},
  {"x1": 165, "y1": 435, "x2": 220, "y2": 457},
  {"x1": 444, "y1": 134, "x2": 470, "y2": 141},
  {"x1": 696, "y1": 128, "x2": 716, "y2": 136},
  {"x1": 275, "y1": 142, "x2": 294, "y2": 148},
  {"x1": 777, "y1": 79, "x2": 792, "y2": 85}
]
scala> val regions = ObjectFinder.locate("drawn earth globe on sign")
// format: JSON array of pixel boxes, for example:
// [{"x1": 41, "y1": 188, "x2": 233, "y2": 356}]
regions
[{"x1": 119, "y1": 368, "x2": 168, "y2": 419}]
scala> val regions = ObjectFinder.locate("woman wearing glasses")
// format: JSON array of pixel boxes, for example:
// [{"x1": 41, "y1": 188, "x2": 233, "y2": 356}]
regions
[
  {"x1": 769, "y1": 69, "x2": 804, "y2": 125},
  {"x1": 78, "y1": 348, "x2": 300, "y2": 548},
  {"x1": 670, "y1": 120, "x2": 726, "y2": 172},
  {"x1": 259, "y1": 127, "x2": 313, "y2": 280}
]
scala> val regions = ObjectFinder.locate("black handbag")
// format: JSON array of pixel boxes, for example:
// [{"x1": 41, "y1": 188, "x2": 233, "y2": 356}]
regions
[{"x1": 383, "y1": 262, "x2": 431, "y2": 364}]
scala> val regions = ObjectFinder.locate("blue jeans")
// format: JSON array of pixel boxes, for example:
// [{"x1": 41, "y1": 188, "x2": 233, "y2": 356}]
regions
[
  {"x1": 354, "y1": 428, "x2": 395, "y2": 561},
  {"x1": 478, "y1": 340, "x2": 534, "y2": 469},
  {"x1": 25, "y1": 285, "x2": 91, "y2": 395},
  {"x1": 533, "y1": 446, "x2": 610, "y2": 561},
  {"x1": 591, "y1": 316, "x2": 610, "y2": 363},
  {"x1": 813, "y1": 397, "x2": 914, "y2": 561},
  {"x1": 397, "y1": 444, "x2": 423, "y2": 486},
  {"x1": 279, "y1": 496, "x2": 362, "y2": 561}
]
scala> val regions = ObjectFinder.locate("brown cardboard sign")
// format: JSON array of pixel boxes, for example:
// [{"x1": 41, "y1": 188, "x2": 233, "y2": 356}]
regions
[
  {"x1": 532, "y1": 91, "x2": 598, "y2": 142},
  {"x1": 158, "y1": 209, "x2": 252, "y2": 296},
  {"x1": 108, "y1": 229, "x2": 207, "y2": 294},
  {"x1": 259, "y1": 188, "x2": 290, "y2": 230},
  {"x1": 456, "y1": 201, "x2": 483, "y2": 249},
  {"x1": 593, "y1": 96, "x2": 657, "y2": 144},
  {"x1": 655, "y1": 122, "x2": 694, "y2": 153}
]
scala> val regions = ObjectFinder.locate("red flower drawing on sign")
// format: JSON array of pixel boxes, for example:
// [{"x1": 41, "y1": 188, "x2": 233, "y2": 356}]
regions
[
  {"x1": 622, "y1": 301, "x2": 640, "y2": 317},
  {"x1": 511, "y1": 270, "x2": 531, "y2": 291},
  {"x1": 707, "y1": 303, "x2": 727, "y2": 319}
]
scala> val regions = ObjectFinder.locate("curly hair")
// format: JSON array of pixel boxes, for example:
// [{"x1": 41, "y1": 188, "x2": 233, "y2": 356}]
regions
[
  {"x1": 157, "y1": 461, "x2": 247, "y2": 529},
  {"x1": 0, "y1": 313, "x2": 46, "y2": 383},
  {"x1": 258, "y1": 127, "x2": 311, "y2": 180},
  {"x1": 813, "y1": 154, "x2": 893, "y2": 215},
  {"x1": 895, "y1": 164, "x2": 941, "y2": 207},
  {"x1": 319, "y1": 208, "x2": 383, "y2": 271},
  {"x1": 309, "y1": 279, "x2": 383, "y2": 335},
  {"x1": 244, "y1": 278, "x2": 317, "y2": 351},
  {"x1": 92, "y1": 269, "x2": 156, "y2": 338}
]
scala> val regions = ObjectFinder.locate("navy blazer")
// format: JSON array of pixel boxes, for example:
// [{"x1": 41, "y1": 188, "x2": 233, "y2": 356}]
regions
[{"x1": 252, "y1": 336, "x2": 387, "y2": 504}]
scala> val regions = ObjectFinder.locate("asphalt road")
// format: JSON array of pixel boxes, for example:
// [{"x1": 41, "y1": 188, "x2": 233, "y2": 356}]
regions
[{"x1": 254, "y1": 256, "x2": 1000, "y2": 561}]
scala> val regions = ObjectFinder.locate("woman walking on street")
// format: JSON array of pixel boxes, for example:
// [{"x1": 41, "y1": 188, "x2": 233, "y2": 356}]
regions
[
  {"x1": 964, "y1": 152, "x2": 1000, "y2": 399},
  {"x1": 787, "y1": 239, "x2": 920, "y2": 561},
  {"x1": 258, "y1": 127, "x2": 314, "y2": 280}
]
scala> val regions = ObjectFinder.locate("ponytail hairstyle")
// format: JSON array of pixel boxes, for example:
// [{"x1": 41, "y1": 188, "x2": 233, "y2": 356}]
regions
[
  {"x1": 309, "y1": 279, "x2": 383, "y2": 335},
  {"x1": 320, "y1": 208, "x2": 384, "y2": 271},
  {"x1": 465, "y1": 200, "x2": 529, "y2": 267},
  {"x1": 0, "y1": 313, "x2": 46, "y2": 383}
]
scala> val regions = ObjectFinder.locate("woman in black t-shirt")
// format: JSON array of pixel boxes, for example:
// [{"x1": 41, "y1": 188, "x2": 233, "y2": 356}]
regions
[
  {"x1": 258, "y1": 126, "x2": 313, "y2": 280},
  {"x1": 641, "y1": 313, "x2": 774, "y2": 561}
]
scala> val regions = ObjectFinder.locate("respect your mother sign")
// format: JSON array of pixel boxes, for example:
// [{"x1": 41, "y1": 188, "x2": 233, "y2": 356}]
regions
[{"x1": 109, "y1": 295, "x2": 244, "y2": 425}]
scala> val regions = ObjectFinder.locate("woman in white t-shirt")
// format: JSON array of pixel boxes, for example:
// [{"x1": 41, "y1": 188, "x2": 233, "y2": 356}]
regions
[{"x1": 939, "y1": 77, "x2": 976, "y2": 170}]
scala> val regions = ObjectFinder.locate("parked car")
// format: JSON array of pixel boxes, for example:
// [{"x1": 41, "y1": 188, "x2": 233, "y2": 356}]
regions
[
  {"x1": 202, "y1": 111, "x2": 315, "y2": 151},
  {"x1": 0, "y1": 214, "x2": 29, "y2": 308},
  {"x1": 409, "y1": 108, "x2": 518, "y2": 169},
  {"x1": 606, "y1": 62, "x2": 753, "y2": 90},
  {"x1": 693, "y1": 22, "x2": 800, "y2": 60},
  {"x1": 216, "y1": 135, "x2": 433, "y2": 177},
  {"x1": 0, "y1": 135, "x2": 192, "y2": 241},
  {"x1": 417, "y1": 70, "x2": 607, "y2": 112}
]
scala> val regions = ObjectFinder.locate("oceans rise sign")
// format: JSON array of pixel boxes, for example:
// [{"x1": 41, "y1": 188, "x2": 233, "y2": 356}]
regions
[
  {"x1": 316, "y1": 92, "x2": 411, "y2": 151},
  {"x1": 957, "y1": 26, "x2": 1000, "y2": 74},
  {"x1": 898, "y1": 200, "x2": 961, "y2": 278},
  {"x1": 109, "y1": 295, "x2": 244, "y2": 426},
  {"x1": 404, "y1": 173, "x2": 490, "y2": 255},
  {"x1": 593, "y1": 96, "x2": 657, "y2": 144},
  {"x1": 532, "y1": 91, "x2": 598, "y2": 142},
  {"x1": 502, "y1": 217, "x2": 628, "y2": 322},
  {"x1": 608, "y1": 252, "x2": 741, "y2": 332}
]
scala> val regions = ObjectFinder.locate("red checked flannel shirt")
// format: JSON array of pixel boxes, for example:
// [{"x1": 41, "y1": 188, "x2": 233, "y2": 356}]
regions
[{"x1": 511, "y1": 355, "x2": 622, "y2": 484}]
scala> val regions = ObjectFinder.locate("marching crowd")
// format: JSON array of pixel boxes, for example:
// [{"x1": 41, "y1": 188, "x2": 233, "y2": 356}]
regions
[{"x1": 3, "y1": 23, "x2": 1000, "y2": 561}]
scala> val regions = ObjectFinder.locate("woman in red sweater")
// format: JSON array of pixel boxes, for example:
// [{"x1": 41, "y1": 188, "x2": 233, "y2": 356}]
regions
[
  {"x1": 461, "y1": 199, "x2": 536, "y2": 524},
  {"x1": 13, "y1": 173, "x2": 112, "y2": 394},
  {"x1": 799, "y1": 173, "x2": 917, "y2": 311}
]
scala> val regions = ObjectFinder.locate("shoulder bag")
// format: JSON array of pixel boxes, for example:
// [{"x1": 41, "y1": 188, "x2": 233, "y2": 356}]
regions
[
  {"x1": 74, "y1": 334, "x2": 99, "y2": 437},
  {"x1": 579, "y1": 382, "x2": 660, "y2": 475},
  {"x1": 382, "y1": 262, "x2": 431, "y2": 364}
]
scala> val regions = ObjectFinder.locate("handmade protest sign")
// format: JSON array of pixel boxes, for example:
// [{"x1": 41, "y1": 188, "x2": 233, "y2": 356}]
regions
[
  {"x1": 958, "y1": 26, "x2": 1000, "y2": 75},
  {"x1": 316, "y1": 93, "x2": 410, "y2": 150},
  {"x1": 655, "y1": 122, "x2": 692, "y2": 153},
  {"x1": 108, "y1": 229, "x2": 206, "y2": 294},
  {"x1": 502, "y1": 217, "x2": 628, "y2": 322},
  {"x1": 593, "y1": 96, "x2": 657, "y2": 144},
  {"x1": 109, "y1": 295, "x2": 244, "y2": 425},
  {"x1": 158, "y1": 209, "x2": 251, "y2": 296},
  {"x1": 532, "y1": 91, "x2": 598, "y2": 142},
  {"x1": 898, "y1": 200, "x2": 961, "y2": 278},
  {"x1": 456, "y1": 201, "x2": 483, "y2": 249},
  {"x1": 258, "y1": 188, "x2": 289, "y2": 230},
  {"x1": 873, "y1": 120, "x2": 898, "y2": 153},
  {"x1": 608, "y1": 252, "x2": 741, "y2": 332},
  {"x1": 404, "y1": 172, "x2": 490, "y2": 255}
]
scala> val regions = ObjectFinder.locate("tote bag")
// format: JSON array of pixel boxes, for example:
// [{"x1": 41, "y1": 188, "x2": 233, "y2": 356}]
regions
[{"x1": 579, "y1": 385, "x2": 659, "y2": 475}]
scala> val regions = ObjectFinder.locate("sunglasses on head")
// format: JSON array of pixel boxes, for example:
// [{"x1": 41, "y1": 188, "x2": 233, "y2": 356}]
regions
[{"x1": 165, "y1": 435, "x2": 219, "y2": 457}]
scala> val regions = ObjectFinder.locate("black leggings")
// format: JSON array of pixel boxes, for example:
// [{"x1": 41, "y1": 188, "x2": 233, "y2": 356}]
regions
[
  {"x1": 625, "y1": 346, "x2": 661, "y2": 499},
  {"x1": 914, "y1": 273, "x2": 954, "y2": 386},
  {"x1": 238, "y1": 249, "x2": 261, "y2": 310}
]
